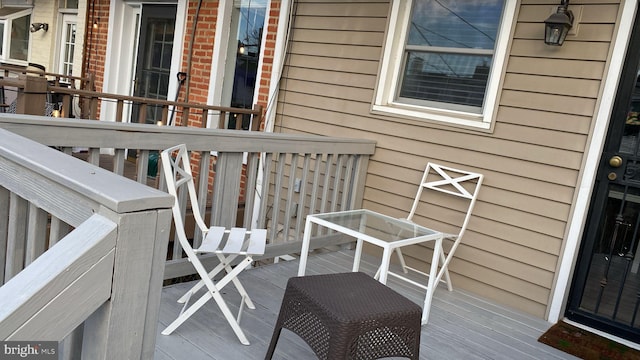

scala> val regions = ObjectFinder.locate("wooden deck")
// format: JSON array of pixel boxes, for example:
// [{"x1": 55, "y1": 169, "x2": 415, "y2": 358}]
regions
[{"x1": 154, "y1": 250, "x2": 578, "y2": 360}]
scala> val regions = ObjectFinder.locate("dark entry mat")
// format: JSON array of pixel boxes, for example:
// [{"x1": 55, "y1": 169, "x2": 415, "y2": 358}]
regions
[{"x1": 538, "y1": 321, "x2": 640, "y2": 360}]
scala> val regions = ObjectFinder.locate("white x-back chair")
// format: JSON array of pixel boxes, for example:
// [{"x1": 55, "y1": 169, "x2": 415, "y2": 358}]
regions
[
  {"x1": 160, "y1": 144, "x2": 266, "y2": 345},
  {"x1": 385, "y1": 163, "x2": 483, "y2": 295}
]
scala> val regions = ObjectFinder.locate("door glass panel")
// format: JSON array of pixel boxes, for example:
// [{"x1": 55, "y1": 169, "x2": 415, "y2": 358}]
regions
[
  {"x1": 621, "y1": 71, "x2": 640, "y2": 154},
  {"x1": 225, "y1": 0, "x2": 266, "y2": 130}
]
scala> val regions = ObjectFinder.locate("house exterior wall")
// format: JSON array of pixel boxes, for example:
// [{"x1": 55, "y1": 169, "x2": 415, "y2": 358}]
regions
[
  {"x1": 25, "y1": 0, "x2": 86, "y2": 77},
  {"x1": 272, "y1": 0, "x2": 623, "y2": 318}
]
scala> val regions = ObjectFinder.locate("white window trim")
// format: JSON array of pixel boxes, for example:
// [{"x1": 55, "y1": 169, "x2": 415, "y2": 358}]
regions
[
  {"x1": 372, "y1": 0, "x2": 517, "y2": 131},
  {"x1": 0, "y1": 8, "x2": 32, "y2": 65}
]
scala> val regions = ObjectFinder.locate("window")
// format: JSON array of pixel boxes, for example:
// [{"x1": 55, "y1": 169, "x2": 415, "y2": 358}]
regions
[
  {"x1": 373, "y1": 0, "x2": 516, "y2": 130},
  {"x1": 59, "y1": 0, "x2": 78, "y2": 9},
  {"x1": 0, "y1": 8, "x2": 32, "y2": 63}
]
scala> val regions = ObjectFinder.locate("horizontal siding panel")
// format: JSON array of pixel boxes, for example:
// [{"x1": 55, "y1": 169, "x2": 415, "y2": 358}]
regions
[
  {"x1": 464, "y1": 232, "x2": 560, "y2": 273},
  {"x1": 471, "y1": 202, "x2": 567, "y2": 239},
  {"x1": 492, "y1": 122, "x2": 588, "y2": 152},
  {"x1": 515, "y1": 22, "x2": 615, "y2": 42},
  {"x1": 279, "y1": 94, "x2": 585, "y2": 169},
  {"x1": 288, "y1": 55, "x2": 379, "y2": 75},
  {"x1": 366, "y1": 160, "x2": 575, "y2": 205},
  {"x1": 401, "y1": 242, "x2": 554, "y2": 289},
  {"x1": 507, "y1": 56, "x2": 606, "y2": 79},
  {"x1": 402, "y1": 253, "x2": 551, "y2": 306},
  {"x1": 365, "y1": 186, "x2": 567, "y2": 239},
  {"x1": 497, "y1": 107, "x2": 592, "y2": 134},
  {"x1": 510, "y1": 39, "x2": 609, "y2": 61},
  {"x1": 366, "y1": 172, "x2": 571, "y2": 222},
  {"x1": 452, "y1": 273, "x2": 548, "y2": 318},
  {"x1": 294, "y1": 16, "x2": 388, "y2": 31},
  {"x1": 288, "y1": 41, "x2": 382, "y2": 61},
  {"x1": 502, "y1": 73, "x2": 601, "y2": 98},
  {"x1": 471, "y1": 215, "x2": 564, "y2": 255},
  {"x1": 291, "y1": 29, "x2": 385, "y2": 46},
  {"x1": 500, "y1": 89, "x2": 597, "y2": 117},
  {"x1": 276, "y1": 109, "x2": 582, "y2": 187},
  {"x1": 296, "y1": 2, "x2": 390, "y2": 17},
  {"x1": 283, "y1": 78, "x2": 374, "y2": 102},
  {"x1": 518, "y1": 4, "x2": 619, "y2": 23},
  {"x1": 285, "y1": 66, "x2": 376, "y2": 88}
]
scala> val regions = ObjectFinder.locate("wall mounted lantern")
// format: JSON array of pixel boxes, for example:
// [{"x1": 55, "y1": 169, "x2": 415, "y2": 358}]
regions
[
  {"x1": 544, "y1": 0, "x2": 574, "y2": 46},
  {"x1": 30, "y1": 23, "x2": 48, "y2": 33}
]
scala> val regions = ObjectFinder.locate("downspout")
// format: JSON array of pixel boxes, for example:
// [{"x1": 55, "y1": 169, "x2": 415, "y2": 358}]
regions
[
  {"x1": 184, "y1": 0, "x2": 203, "y2": 103},
  {"x1": 251, "y1": 0, "x2": 295, "y2": 230}
]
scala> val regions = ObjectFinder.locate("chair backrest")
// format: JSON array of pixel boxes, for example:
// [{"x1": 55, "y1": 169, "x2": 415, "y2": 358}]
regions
[
  {"x1": 160, "y1": 144, "x2": 210, "y2": 246},
  {"x1": 407, "y1": 163, "x2": 483, "y2": 242}
]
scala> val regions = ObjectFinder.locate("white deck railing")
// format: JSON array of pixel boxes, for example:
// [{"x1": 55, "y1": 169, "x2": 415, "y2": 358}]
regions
[
  {"x1": 0, "y1": 115, "x2": 376, "y2": 279},
  {"x1": 0, "y1": 115, "x2": 375, "y2": 358},
  {"x1": 0, "y1": 127, "x2": 174, "y2": 358}
]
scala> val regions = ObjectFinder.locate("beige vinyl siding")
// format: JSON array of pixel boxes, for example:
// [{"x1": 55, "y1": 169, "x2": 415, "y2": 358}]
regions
[{"x1": 273, "y1": 0, "x2": 619, "y2": 318}]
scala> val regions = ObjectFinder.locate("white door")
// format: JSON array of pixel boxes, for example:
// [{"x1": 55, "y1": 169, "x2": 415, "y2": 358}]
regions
[{"x1": 57, "y1": 13, "x2": 77, "y2": 76}]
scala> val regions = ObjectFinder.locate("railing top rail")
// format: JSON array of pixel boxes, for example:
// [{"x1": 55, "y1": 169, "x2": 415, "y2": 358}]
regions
[
  {"x1": 0, "y1": 64, "x2": 89, "y2": 83},
  {"x1": 46, "y1": 86, "x2": 263, "y2": 115},
  {"x1": 0, "y1": 115, "x2": 377, "y2": 154},
  {"x1": 0, "y1": 127, "x2": 173, "y2": 214}
]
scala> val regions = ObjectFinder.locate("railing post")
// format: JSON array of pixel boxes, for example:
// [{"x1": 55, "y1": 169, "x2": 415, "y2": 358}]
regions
[
  {"x1": 15, "y1": 75, "x2": 47, "y2": 116},
  {"x1": 81, "y1": 207, "x2": 172, "y2": 360}
]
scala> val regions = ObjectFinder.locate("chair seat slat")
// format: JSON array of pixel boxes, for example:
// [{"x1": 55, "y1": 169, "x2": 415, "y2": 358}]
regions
[
  {"x1": 246, "y1": 229, "x2": 267, "y2": 255},
  {"x1": 221, "y1": 227, "x2": 246, "y2": 253},
  {"x1": 197, "y1": 226, "x2": 226, "y2": 253}
]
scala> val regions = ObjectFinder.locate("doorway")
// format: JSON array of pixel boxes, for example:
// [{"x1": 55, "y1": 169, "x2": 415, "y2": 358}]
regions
[
  {"x1": 566, "y1": 9, "x2": 640, "y2": 343},
  {"x1": 131, "y1": 4, "x2": 176, "y2": 125}
]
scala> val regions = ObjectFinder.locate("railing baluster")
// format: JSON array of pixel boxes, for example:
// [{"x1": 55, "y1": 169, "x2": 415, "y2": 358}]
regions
[
  {"x1": 258, "y1": 153, "x2": 274, "y2": 230},
  {"x1": 116, "y1": 100, "x2": 124, "y2": 122},
  {"x1": 6, "y1": 193, "x2": 27, "y2": 282},
  {"x1": 25, "y1": 204, "x2": 47, "y2": 266},
  {"x1": 0, "y1": 187, "x2": 8, "y2": 283},
  {"x1": 283, "y1": 153, "x2": 299, "y2": 242}
]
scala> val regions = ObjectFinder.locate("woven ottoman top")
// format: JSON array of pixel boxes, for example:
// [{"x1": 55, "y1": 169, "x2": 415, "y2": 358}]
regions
[{"x1": 287, "y1": 272, "x2": 422, "y2": 321}]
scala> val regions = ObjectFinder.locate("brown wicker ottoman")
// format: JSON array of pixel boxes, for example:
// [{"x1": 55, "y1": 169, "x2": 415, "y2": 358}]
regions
[{"x1": 265, "y1": 272, "x2": 422, "y2": 359}]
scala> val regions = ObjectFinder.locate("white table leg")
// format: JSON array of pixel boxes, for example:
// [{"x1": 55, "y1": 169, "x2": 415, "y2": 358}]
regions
[
  {"x1": 422, "y1": 236, "x2": 443, "y2": 325},
  {"x1": 298, "y1": 217, "x2": 313, "y2": 276}
]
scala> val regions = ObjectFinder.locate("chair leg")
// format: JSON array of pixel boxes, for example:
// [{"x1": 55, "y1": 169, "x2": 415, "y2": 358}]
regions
[
  {"x1": 439, "y1": 247, "x2": 453, "y2": 291},
  {"x1": 177, "y1": 254, "x2": 238, "y2": 303},
  {"x1": 164, "y1": 258, "x2": 254, "y2": 345},
  {"x1": 219, "y1": 254, "x2": 257, "y2": 309},
  {"x1": 395, "y1": 248, "x2": 409, "y2": 273}
]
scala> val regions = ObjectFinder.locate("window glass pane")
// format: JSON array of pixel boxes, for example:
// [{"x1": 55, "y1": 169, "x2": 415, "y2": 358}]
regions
[
  {"x1": 10, "y1": 14, "x2": 29, "y2": 61},
  {"x1": 407, "y1": 0, "x2": 504, "y2": 49},
  {"x1": 60, "y1": 0, "x2": 79, "y2": 9},
  {"x1": 399, "y1": 52, "x2": 491, "y2": 110},
  {"x1": 398, "y1": 0, "x2": 504, "y2": 112}
]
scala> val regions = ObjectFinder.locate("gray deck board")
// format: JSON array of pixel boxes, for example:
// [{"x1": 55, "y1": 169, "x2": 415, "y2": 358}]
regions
[{"x1": 155, "y1": 250, "x2": 578, "y2": 359}]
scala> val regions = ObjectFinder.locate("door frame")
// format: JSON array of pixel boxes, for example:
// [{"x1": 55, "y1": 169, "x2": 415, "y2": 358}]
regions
[
  {"x1": 100, "y1": 0, "x2": 186, "y2": 124},
  {"x1": 549, "y1": 0, "x2": 638, "y2": 326}
]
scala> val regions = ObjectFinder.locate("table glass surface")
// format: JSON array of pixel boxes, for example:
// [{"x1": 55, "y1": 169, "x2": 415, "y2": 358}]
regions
[{"x1": 311, "y1": 209, "x2": 438, "y2": 243}]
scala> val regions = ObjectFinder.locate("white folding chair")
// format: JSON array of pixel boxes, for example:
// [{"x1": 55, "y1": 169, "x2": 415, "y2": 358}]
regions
[
  {"x1": 160, "y1": 144, "x2": 266, "y2": 345},
  {"x1": 383, "y1": 163, "x2": 483, "y2": 293}
]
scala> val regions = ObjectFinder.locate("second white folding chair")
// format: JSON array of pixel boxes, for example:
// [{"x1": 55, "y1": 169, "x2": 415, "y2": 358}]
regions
[
  {"x1": 383, "y1": 163, "x2": 483, "y2": 295},
  {"x1": 160, "y1": 144, "x2": 266, "y2": 345}
]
